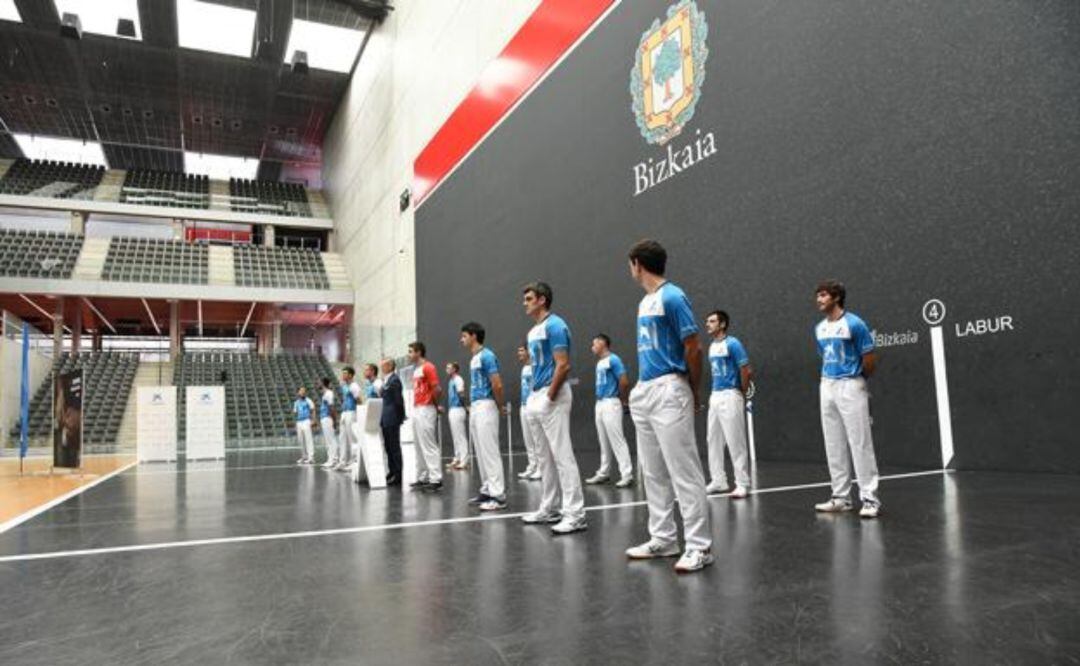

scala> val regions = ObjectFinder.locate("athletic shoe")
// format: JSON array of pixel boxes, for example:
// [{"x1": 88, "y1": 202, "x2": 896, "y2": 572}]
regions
[
  {"x1": 815, "y1": 497, "x2": 854, "y2": 513},
  {"x1": 527, "y1": 470, "x2": 542, "y2": 481},
  {"x1": 321, "y1": 460, "x2": 337, "y2": 469},
  {"x1": 674, "y1": 549, "x2": 715, "y2": 573},
  {"x1": 705, "y1": 481, "x2": 729, "y2": 495},
  {"x1": 729, "y1": 485, "x2": 748, "y2": 499},
  {"x1": 478, "y1": 498, "x2": 507, "y2": 512},
  {"x1": 301, "y1": 458, "x2": 316, "y2": 465},
  {"x1": 296, "y1": 457, "x2": 307, "y2": 465},
  {"x1": 551, "y1": 517, "x2": 588, "y2": 534},
  {"x1": 409, "y1": 480, "x2": 430, "y2": 489},
  {"x1": 468, "y1": 494, "x2": 492, "y2": 505},
  {"x1": 859, "y1": 500, "x2": 881, "y2": 518},
  {"x1": 517, "y1": 468, "x2": 535, "y2": 479},
  {"x1": 585, "y1": 473, "x2": 611, "y2": 485},
  {"x1": 521, "y1": 510, "x2": 561, "y2": 524},
  {"x1": 625, "y1": 539, "x2": 680, "y2": 559},
  {"x1": 615, "y1": 475, "x2": 635, "y2": 488},
  {"x1": 334, "y1": 462, "x2": 350, "y2": 471},
  {"x1": 422, "y1": 481, "x2": 443, "y2": 492}
]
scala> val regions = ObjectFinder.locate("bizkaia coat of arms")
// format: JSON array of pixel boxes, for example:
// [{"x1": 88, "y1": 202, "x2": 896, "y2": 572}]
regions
[{"x1": 630, "y1": 0, "x2": 709, "y2": 146}]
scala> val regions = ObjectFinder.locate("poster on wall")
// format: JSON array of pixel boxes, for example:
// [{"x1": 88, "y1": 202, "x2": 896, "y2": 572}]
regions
[
  {"x1": 53, "y1": 368, "x2": 83, "y2": 469},
  {"x1": 185, "y1": 386, "x2": 225, "y2": 460}
]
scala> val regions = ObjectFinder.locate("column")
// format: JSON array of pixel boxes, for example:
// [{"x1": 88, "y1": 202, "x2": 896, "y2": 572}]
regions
[
  {"x1": 69, "y1": 211, "x2": 87, "y2": 235},
  {"x1": 70, "y1": 299, "x2": 82, "y2": 356},
  {"x1": 169, "y1": 300, "x2": 181, "y2": 360},
  {"x1": 53, "y1": 297, "x2": 65, "y2": 357},
  {"x1": 263, "y1": 225, "x2": 275, "y2": 247}
]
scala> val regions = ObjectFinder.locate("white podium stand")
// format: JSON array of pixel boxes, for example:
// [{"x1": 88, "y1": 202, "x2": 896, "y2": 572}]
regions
[
  {"x1": 185, "y1": 386, "x2": 226, "y2": 460},
  {"x1": 352, "y1": 399, "x2": 388, "y2": 488},
  {"x1": 137, "y1": 386, "x2": 177, "y2": 463}
]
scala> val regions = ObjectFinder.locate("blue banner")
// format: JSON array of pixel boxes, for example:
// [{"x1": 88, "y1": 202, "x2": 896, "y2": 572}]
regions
[{"x1": 19, "y1": 322, "x2": 29, "y2": 458}]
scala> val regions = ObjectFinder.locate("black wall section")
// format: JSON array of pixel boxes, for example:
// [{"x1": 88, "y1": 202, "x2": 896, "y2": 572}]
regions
[{"x1": 416, "y1": 0, "x2": 1080, "y2": 473}]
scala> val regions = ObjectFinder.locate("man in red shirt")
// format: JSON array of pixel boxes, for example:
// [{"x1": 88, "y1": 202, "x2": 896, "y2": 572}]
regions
[{"x1": 408, "y1": 341, "x2": 443, "y2": 490}]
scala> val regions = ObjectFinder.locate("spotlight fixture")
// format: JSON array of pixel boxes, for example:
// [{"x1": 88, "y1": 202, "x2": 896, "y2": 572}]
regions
[
  {"x1": 291, "y1": 50, "x2": 309, "y2": 75},
  {"x1": 60, "y1": 13, "x2": 83, "y2": 40}
]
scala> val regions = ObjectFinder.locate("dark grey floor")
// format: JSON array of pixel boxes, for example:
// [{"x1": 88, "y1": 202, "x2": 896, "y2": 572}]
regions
[{"x1": 0, "y1": 448, "x2": 1077, "y2": 665}]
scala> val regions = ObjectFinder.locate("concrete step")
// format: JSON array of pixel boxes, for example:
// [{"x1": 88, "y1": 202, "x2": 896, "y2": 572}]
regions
[
  {"x1": 0, "y1": 159, "x2": 12, "y2": 179},
  {"x1": 321, "y1": 253, "x2": 351, "y2": 291},
  {"x1": 208, "y1": 179, "x2": 231, "y2": 211},
  {"x1": 94, "y1": 169, "x2": 126, "y2": 202},
  {"x1": 208, "y1": 245, "x2": 235, "y2": 286},
  {"x1": 72, "y1": 237, "x2": 110, "y2": 281},
  {"x1": 307, "y1": 190, "x2": 331, "y2": 218}
]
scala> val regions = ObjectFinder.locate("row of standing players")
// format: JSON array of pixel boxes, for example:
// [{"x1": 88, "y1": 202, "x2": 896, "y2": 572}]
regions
[{"x1": 292, "y1": 239, "x2": 882, "y2": 574}]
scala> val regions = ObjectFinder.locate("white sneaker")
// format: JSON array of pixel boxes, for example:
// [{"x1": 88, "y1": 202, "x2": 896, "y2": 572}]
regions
[
  {"x1": 625, "y1": 539, "x2": 680, "y2": 559},
  {"x1": 551, "y1": 517, "x2": 587, "y2": 535},
  {"x1": 859, "y1": 500, "x2": 881, "y2": 518},
  {"x1": 517, "y1": 467, "x2": 535, "y2": 479},
  {"x1": 705, "y1": 481, "x2": 729, "y2": 494},
  {"x1": 334, "y1": 462, "x2": 350, "y2": 471},
  {"x1": 521, "y1": 510, "x2": 561, "y2": 524},
  {"x1": 321, "y1": 460, "x2": 337, "y2": 469},
  {"x1": 674, "y1": 549, "x2": 715, "y2": 573},
  {"x1": 296, "y1": 457, "x2": 307, "y2": 465},
  {"x1": 615, "y1": 476, "x2": 635, "y2": 488},
  {"x1": 527, "y1": 470, "x2": 542, "y2": 481},
  {"x1": 729, "y1": 485, "x2": 748, "y2": 499},
  {"x1": 815, "y1": 497, "x2": 854, "y2": 513},
  {"x1": 585, "y1": 473, "x2": 611, "y2": 485},
  {"x1": 479, "y1": 498, "x2": 508, "y2": 512}
]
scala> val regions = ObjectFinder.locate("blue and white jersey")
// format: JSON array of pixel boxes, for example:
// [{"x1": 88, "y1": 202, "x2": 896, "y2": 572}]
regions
[
  {"x1": 293, "y1": 397, "x2": 314, "y2": 422},
  {"x1": 340, "y1": 382, "x2": 359, "y2": 412},
  {"x1": 470, "y1": 347, "x2": 501, "y2": 402},
  {"x1": 636, "y1": 282, "x2": 699, "y2": 381},
  {"x1": 319, "y1": 389, "x2": 334, "y2": 420},
  {"x1": 364, "y1": 380, "x2": 381, "y2": 399},
  {"x1": 815, "y1": 311, "x2": 874, "y2": 379},
  {"x1": 448, "y1": 375, "x2": 465, "y2": 408},
  {"x1": 520, "y1": 365, "x2": 533, "y2": 404},
  {"x1": 528, "y1": 314, "x2": 571, "y2": 391},
  {"x1": 709, "y1": 336, "x2": 749, "y2": 392},
  {"x1": 595, "y1": 353, "x2": 626, "y2": 399}
]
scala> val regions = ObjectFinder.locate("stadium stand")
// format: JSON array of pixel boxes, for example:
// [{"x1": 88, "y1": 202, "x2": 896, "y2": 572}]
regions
[
  {"x1": 120, "y1": 169, "x2": 210, "y2": 209},
  {"x1": 234, "y1": 244, "x2": 331, "y2": 290},
  {"x1": 229, "y1": 178, "x2": 311, "y2": 217},
  {"x1": 101, "y1": 237, "x2": 210, "y2": 284},
  {"x1": 0, "y1": 228, "x2": 83, "y2": 279},
  {"x1": 173, "y1": 352, "x2": 335, "y2": 443},
  {"x1": 0, "y1": 158, "x2": 105, "y2": 199}
]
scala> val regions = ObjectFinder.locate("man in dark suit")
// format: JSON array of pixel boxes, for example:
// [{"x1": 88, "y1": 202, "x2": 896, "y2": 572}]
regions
[{"x1": 379, "y1": 358, "x2": 406, "y2": 485}]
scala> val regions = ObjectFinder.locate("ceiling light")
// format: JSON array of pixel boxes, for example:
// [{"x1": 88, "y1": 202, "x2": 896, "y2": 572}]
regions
[
  {"x1": 184, "y1": 152, "x2": 257, "y2": 180},
  {"x1": 53, "y1": 0, "x2": 141, "y2": 40},
  {"x1": 0, "y1": 0, "x2": 21, "y2": 22},
  {"x1": 14, "y1": 134, "x2": 107, "y2": 166},
  {"x1": 284, "y1": 19, "x2": 365, "y2": 73},
  {"x1": 177, "y1": 0, "x2": 256, "y2": 58}
]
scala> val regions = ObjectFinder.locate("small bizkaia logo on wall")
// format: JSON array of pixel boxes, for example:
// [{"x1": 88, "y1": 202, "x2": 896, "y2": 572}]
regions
[{"x1": 630, "y1": 0, "x2": 717, "y2": 196}]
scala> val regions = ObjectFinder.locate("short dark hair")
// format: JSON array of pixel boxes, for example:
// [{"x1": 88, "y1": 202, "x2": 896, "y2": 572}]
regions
[
  {"x1": 628, "y1": 239, "x2": 667, "y2": 276},
  {"x1": 460, "y1": 321, "x2": 486, "y2": 344},
  {"x1": 447, "y1": 361, "x2": 460, "y2": 372},
  {"x1": 706, "y1": 310, "x2": 729, "y2": 330},
  {"x1": 408, "y1": 341, "x2": 426, "y2": 357},
  {"x1": 365, "y1": 363, "x2": 378, "y2": 376},
  {"x1": 343, "y1": 365, "x2": 355, "y2": 377},
  {"x1": 815, "y1": 279, "x2": 846, "y2": 307},
  {"x1": 321, "y1": 377, "x2": 332, "y2": 388},
  {"x1": 381, "y1": 358, "x2": 396, "y2": 371},
  {"x1": 523, "y1": 281, "x2": 554, "y2": 309},
  {"x1": 593, "y1": 333, "x2": 611, "y2": 348}
]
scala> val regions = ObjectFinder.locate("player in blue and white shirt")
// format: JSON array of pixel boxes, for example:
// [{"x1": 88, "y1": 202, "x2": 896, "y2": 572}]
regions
[
  {"x1": 624, "y1": 239, "x2": 713, "y2": 573},
  {"x1": 443, "y1": 362, "x2": 469, "y2": 471},
  {"x1": 516, "y1": 345, "x2": 540, "y2": 481},
  {"x1": 292, "y1": 386, "x2": 316, "y2": 465},
  {"x1": 318, "y1": 377, "x2": 340, "y2": 470},
  {"x1": 704, "y1": 310, "x2": 753, "y2": 497},
  {"x1": 520, "y1": 282, "x2": 586, "y2": 534},
  {"x1": 363, "y1": 363, "x2": 381, "y2": 399},
  {"x1": 460, "y1": 322, "x2": 507, "y2": 511},
  {"x1": 812, "y1": 279, "x2": 881, "y2": 518},
  {"x1": 586, "y1": 334, "x2": 634, "y2": 487},
  {"x1": 336, "y1": 366, "x2": 362, "y2": 471}
]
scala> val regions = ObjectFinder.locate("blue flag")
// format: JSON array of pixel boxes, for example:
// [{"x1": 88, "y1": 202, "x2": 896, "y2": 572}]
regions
[{"x1": 19, "y1": 322, "x2": 29, "y2": 458}]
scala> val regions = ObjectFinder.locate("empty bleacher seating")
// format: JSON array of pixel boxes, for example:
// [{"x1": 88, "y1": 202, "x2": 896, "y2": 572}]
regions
[
  {"x1": 0, "y1": 158, "x2": 105, "y2": 199},
  {"x1": 0, "y1": 228, "x2": 83, "y2": 279},
  {"x1": 173, "y1": 352, "x2": 335, "y2": 443},
  {"x1": 120, "y1": 169, "x2": 210, "y2": 209},
  {"x1": 229, "y1": 178, "x2": 310, "y2": 217},
  {"x1": 10, "y1": 352, "x2": 138, "y2": 448},
  {"x1": 102, "y1": 236, "x2": 209, "y2": 284},
  {"x1": 234, "y1": 244, "x2": 330, "y2": 290}
]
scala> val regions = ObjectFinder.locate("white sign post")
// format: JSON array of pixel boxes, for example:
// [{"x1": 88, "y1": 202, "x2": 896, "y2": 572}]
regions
[
  {"x1": 185, "y1": 386, "x2": 226, "y2": 460},
  {"x1": 352, "y1": 398, "x2": 387, "y2": 488},
  {"x1": 137, "y1": 386, "x2": 177, "y2": 463}
]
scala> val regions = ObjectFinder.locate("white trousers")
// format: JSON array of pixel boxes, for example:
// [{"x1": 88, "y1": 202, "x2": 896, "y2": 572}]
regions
[
  {"x1": 629, "y1": 374, "x2": 712, "y2": 552},
  {"x1": 340, "y1": 411, "x2": 356, "y2": 464},
  {"x1": 594, "y1": 398, "x2": 633, "y2": 479},
  {"x1": 526, "y1": 385, "x2": 585, "y2": 521},
  {"x1": 320, "y1": 416, "x2": 338, "y2": 462},
  {"x1": 470, "y1": 400, "x2": 504, "y2": 499},
  {"x1": 295, "y1": 420, "x2": 314, "y2": 460},
  {"x1": 707, "y1": 390, "x2": 750, "y2": 488},
  {"x1": 412, "y1": 405, "x2": 441, "y2": 483},
  {"x1": 448, "y1": 406, "x2": 469, "y2": 464},
  {"x1": 820, "y1": 377, "x2": 880, "y2": 503},
  {"x1": 519, "y1": 405, "x2": 538, "y2": 472}
]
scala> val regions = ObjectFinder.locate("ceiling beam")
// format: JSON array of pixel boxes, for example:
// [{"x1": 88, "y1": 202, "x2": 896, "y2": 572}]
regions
[
  {"x1": 19, "y1": 294, "x2": 70, "y2": 333},
  {"x1": 141, "y1": 298, "x2": 161, "y2": 335},
  {"x1": 255, "y1": 0, "x2": 294, "y2": 64},
  {"x1": 82, "y1": 297, "x2": 117, "y2": 334},
  {"x1": 239, "y1": 301, "x2": 257, "y2": 338},
  {"x1": 139, "y1": 0, "x2": 178, "y2": 48},
  {"x1": 197, "y1": 299, "x2": 203, "y2": 337},
  {"x1": 12, "y1": 0, "x2": 59, "y2": 29}
]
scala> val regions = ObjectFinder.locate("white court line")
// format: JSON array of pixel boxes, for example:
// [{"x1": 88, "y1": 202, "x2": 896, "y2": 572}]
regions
[
  {"x1": 0, "y1": 469, "x2": 948, "y2": 564},
  {"x1": 0, "y1": 460, "x2": 138, "y2": 535}
]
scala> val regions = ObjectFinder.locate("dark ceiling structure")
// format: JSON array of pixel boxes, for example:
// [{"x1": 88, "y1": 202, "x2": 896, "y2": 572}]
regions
[{"x1": 0, "y1": 0, "x2": 391, "y2": 179}]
